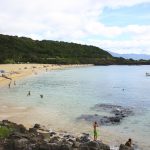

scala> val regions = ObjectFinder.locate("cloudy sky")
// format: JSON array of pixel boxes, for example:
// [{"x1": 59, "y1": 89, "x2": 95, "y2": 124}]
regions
[{"x1": 0, "y1": 0, "x2": 150, "y2": 54}]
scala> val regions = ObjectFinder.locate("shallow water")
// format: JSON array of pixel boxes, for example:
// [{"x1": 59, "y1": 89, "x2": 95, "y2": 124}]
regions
[{"x1": 0, "y1": 65, "x2": 150, "y2": 149}]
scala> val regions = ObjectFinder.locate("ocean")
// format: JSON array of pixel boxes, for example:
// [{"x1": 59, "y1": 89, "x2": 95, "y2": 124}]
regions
[{"x1": 0, "y1": 65, "x2": 150, "y2": 149}]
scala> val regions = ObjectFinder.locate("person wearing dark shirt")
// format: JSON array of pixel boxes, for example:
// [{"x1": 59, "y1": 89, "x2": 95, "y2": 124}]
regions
[{"x1": 125, "y1": 138, "x2": 132, "y2": 147}]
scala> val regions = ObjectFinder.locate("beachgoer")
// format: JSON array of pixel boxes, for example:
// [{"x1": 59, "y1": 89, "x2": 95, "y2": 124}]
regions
[
  {"x1": 93, "y1": 121, "x2": 98, "y2": 141},
  {"x1": 125, "y1": 138, "x2": 132, "y2": 147},
  {"x1": 14, "y1": 81, "x2": 16, "y2": 85},
  {"x1": 40, "y1": 95, "x2": 43, "y2": 98},
  {"x1": 27, "y1": 91, "x2": 31, "y2": 96},
  {"x1": 8, "y1": 81, "x2": 11, "y2": 88}
]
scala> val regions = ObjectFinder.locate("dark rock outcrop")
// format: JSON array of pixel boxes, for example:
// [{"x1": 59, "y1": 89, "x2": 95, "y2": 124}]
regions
[
  {"x1": 77, "y1": 104, "x2": 134, "y2": 126},
  {"x1": 79, "y1": 141, "x2": 110, "y2": 150},
  {"x1": 0, "y1": 120, "x2": 111, "y2": 150},
  {"x1": 119, "y1": 144, "x2": 134, "y2": 150}
]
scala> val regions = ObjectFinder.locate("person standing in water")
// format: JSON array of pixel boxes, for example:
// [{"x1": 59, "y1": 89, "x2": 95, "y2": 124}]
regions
[
  {"x1": 8, "y1": 81, "x2": 11, "y2": 88},
  {"x1": 93, "y1": 121, "x2": 98, "y2": 141},
  {"x1": 14, "y1": 80, "x2": 16, "y2": 85}
]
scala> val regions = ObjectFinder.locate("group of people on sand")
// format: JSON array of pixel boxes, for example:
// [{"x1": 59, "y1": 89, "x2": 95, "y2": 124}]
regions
[
  {"x1": 27, "y1": 91, "x2": 43, "y2": 98},
  {"x1": 93, "y1": 121, "x2": 133, "y2": 148}
]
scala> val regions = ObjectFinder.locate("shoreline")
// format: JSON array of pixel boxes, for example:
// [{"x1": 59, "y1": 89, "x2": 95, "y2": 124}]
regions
[{"x1": 0, "y1": 64, "x2": 92, "y2": 87}]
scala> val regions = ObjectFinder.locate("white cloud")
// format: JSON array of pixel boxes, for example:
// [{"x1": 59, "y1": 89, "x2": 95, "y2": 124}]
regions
[
  {"x1": 87, "y1": 39, "x2": 150, "y2": 54},
  {"x1": 0, "y1": 0, "x2": 150, "y2": 54},
  {"x1": 98, "y1": 0, "x2": 150, "y2": 8}
]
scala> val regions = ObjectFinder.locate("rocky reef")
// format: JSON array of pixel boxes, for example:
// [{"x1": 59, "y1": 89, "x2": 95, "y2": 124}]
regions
[
  {"x1": 0, "y1": 120, "x2": 134, "y2": 150},
  {"x1": 77, "y1": 104, "x2": 134, "y2": 125}
]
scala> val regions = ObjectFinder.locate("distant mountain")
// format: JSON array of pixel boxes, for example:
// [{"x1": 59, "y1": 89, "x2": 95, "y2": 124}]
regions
[{"x1": 109, "y1": 51, "x2": 150, "y2": 60}]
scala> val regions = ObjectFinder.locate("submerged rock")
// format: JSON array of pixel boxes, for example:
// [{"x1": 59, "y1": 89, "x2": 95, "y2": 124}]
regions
[
  {"x1": 77, "y1": 114, "x2": 121, "y2": 125},
  {"x1": 77, "y1": 104, "x2": 134, "y2": 126},
  {"x1": 92, "y1": 104, "x2": 133, "y2": 116}
]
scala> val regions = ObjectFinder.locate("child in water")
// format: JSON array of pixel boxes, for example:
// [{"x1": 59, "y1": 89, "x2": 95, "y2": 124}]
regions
[{"x1": 93, "y1": 121, "x2": 98, "y2": 141}]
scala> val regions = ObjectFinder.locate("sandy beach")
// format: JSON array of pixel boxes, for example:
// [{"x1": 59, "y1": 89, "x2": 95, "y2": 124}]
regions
[{"x1": 0, "y1": 64, "x2": 91, "y2": 87}]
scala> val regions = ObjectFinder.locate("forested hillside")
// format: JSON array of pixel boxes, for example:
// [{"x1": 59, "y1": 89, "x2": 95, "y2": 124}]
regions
[{"x1": 0, "y1": 34, "x2": 112, "y2": 64}]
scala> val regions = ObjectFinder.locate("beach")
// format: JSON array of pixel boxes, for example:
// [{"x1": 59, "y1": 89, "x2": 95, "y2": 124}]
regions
[{"x1": 0, "y1": 64, "x2": 91, "y2": 87}]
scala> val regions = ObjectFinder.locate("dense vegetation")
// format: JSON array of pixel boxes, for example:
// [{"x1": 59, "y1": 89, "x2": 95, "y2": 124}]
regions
[
  {"x1": 0, "y1": 126, "x2": 12, "y2": 139},
  {"x1": 0, "y1": 34, "x2": 150, "y2": 65},
  {"x1": 0, "y1": 34, "x2": 112, "y2": 64}
]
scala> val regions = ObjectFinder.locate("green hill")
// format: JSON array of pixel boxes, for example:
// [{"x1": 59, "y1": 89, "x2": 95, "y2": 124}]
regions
[{"x1": 0, "y1": 34, "x2": 112, "y2": 64}]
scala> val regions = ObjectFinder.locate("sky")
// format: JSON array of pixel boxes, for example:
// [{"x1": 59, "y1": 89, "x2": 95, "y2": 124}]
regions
[{"x1": 0, "y1": 0, "x2": 150, "y2": 54}]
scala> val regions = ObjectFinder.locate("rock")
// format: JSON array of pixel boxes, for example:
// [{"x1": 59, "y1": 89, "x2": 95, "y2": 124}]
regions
[
  {"x1": 4, "y1": 138, "x2": 29, "y2": 150},
  {"x1": 87, "y1": 141, "x2": 100, "y2": 148},
  {"x1": 92, "y1": 104, "x2": 133, "y2": 118},
  {"x1": 49, "y1": 143, "x2": 60, "y2": 150},
  {"x1": 37, "y1": 131, "x2": 50, "y2": 141},
  {"x1": 9, "y1": 132, "x2": 29, "y2": 139},
  {"x1": 82, "y1": 133, "x2": 90, "y2": 137},
  {"x1": 49, "y1": 136, "x2": 60, "y2": 143},
  {"x1": 17, "y1": 124, "x2": 27, "y2": 133},
  {"x1": 98, "y1": 142, "x2": 110, "y2": 150},
  {"x1": 79, "y1": 141, "x2": 110, "y2": 150},
  {"x1": 49, "y1": 132, "x2": 56, "y2": 137},
  {"x1": 79, "y1": 144, "x2": 89, "y2": 150},
  {"x1": 29, "y1": 136, "x2": 43, "y2": 144},
  {"x1": 0, "y1": 120, "x2": 116, "y2": 150},
  {"x1": 91, "y1": 104, "x2": 122, "y2": 112},
  {"x1": 77, "y1": 104, "x2": 134, "y2": 126},
  {"x1": 14, "y1": 138, "x2": 29, "y2": 149},
  {"x1": 60, "y1": 144, "x2": 72, "y2": 150},
  {"x1": 1, "y1": 120, "x2": 27, "y2": 134},
  {"x1": 78, "y1": 135, "x2": 90, "y2": 143},
  {"x1": 68, "y1": 138, "x2": 75, "y2": 143},
  {"x1": 29, "y1": 128, "x2": 37, "y2": 134},
  {"x1": 77, "y1": 114, "x2": 121, "y2": 125},
  {"x1": 109, "y1": 117, "x2": 120, "y2": 123},
  {"x1": 119, "y1": 144, "x2": 134, "y2": 150},
  {"x1": 72, "y1": 141, "x2": 80, "y2": 148},
  {"x1": 39, "y1": 142, "x2": 51, "y2": 150},
  {"x1": 0, "y1": 139, "x2": 5, "y2": 150},
  {"x1": 4, "y1": 139, "x2": 14, "y2": 150},
  {"x1": 34, "y1": 124, "x2": 40, "y2": 129}
]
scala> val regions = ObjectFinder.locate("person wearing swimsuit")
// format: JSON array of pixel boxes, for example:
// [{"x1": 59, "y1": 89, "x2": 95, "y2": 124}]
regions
[{"x1": 93, "y1": 121, "x2": 98, "y2": 141}]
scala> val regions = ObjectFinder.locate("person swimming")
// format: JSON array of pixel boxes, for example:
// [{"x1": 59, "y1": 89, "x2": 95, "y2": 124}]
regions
[
  {"x1": 93, "y1": 121, "x2": 98, "y2": 141},
  {"x1": 27, "y1": 91, "x2": 31, "y2": 96},
  {"x1": 40, "y1": 95, "x2": 43, "y2": 98}
]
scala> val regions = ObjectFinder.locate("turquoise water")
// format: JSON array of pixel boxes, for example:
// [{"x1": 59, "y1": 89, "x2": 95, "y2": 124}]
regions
[{"x1": 0, "y1": 65, "x2": 150, "y2": 149}]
